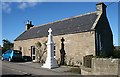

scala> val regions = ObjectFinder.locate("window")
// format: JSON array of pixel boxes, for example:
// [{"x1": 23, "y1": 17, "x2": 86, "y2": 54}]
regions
[
  {"x1": 14, "y1": 50, "x2": 22, "y2": 54},
  {"x1": 96, "y1": 32, "x2": 102, "y2": 56},
  {"x1": 54, "y1": 45, "x2": 56, "y2": 56},
  {"x1": 33, "y1": 56, "x2": 35, "y2": 60},
  {"x1": 9, "y1": 50, "x2": 12, "y2": 53},
  {"x1": 19, "y1": 46, "x2": 22, "y2": 51},
  {"x1": 99, "y1": 34, "x2": 102, "y2": 51},
  {"x1": 5, "y1": 50, "x2": 10, "y2": 53},
  {"x1": 32, "y1": 47, "x2": 35, "y2": 55},
  {"x1": 31, "y1": 46, "x2": 35, "y2": 60}
]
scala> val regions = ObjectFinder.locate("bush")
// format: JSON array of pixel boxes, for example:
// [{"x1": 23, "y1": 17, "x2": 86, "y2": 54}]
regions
[{"x1": 113, "y1": 49, "x2": 120, "y2": 58}]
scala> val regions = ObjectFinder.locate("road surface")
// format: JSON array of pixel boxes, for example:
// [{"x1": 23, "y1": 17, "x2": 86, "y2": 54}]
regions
[
  {"x1": 1, "y1": 61, "x2": 119, "y2": 77},
  {"x1": 2, "y1": 61, "x2": 62, "y2": 76}
]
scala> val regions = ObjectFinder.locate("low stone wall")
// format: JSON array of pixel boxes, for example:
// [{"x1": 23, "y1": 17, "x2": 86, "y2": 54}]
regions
[
  {"x1": 81, "y1": 58, "x2": 120, "y2": 75},
  {"x1": 92, "y1": 58, "x2": 120, "y2": 75}
]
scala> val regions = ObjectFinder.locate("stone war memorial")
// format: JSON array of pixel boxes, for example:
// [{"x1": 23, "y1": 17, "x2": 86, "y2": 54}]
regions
[{"x1": 42, "y1": 28, "x2": 58, "y2": 69}]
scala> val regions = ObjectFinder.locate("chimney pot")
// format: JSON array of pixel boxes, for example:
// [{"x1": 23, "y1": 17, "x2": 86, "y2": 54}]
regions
[
  {"x1": 27, "y1": 20, "x2": 29, "y2": 24},
  {"x1": 26, "y1": 20, "x2": 34, "y2": 30},
  {"x1": 96, "y1": 2, "x2": 107, "y2": 15},
  {"x1": 30, "y1": 21, "x2": 32, "y2": 25}
]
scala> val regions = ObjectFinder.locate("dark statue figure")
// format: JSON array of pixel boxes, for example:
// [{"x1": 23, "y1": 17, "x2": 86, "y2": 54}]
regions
[{"x1": 60, "y1": 37, "x2": 66, "y2": 65}]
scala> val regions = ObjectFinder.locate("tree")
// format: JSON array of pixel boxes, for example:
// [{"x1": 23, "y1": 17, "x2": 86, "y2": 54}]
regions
[
  {"x1": 2, "y1": 39, "x2": 14, "y2": 53},
  {"x1": 35, "y1": 41, "x2": 47, "y2": 63},
  {"x1": 113, "y1": 49, "x2": 120, "y2": 58}
]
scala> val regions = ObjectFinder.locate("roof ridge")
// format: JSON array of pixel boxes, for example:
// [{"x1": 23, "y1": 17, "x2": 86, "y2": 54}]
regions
[{"x1": 31, "y1": 11, "x2": 97, "y2": 29}]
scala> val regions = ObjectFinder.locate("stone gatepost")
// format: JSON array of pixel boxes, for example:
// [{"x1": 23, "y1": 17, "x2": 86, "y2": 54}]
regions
[{"x1": 42, "y1": 28, "x2": 58, "y2": 69}]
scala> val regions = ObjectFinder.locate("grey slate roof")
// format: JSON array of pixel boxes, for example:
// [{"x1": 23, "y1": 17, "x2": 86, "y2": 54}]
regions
[{"x1": 15, "y1": 12, "x2": 98, "y2": 41}]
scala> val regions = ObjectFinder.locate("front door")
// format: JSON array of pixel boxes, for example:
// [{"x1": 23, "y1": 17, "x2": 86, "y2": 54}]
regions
[{"x1": 31, "y1": 46, "x2": 35, "y2": 61}]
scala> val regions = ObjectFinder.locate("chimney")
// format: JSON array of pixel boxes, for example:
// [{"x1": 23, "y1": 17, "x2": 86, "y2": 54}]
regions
[
  {"x1": 96, "y1": 2, "x2": 107, "y2": 15},
  {"x1": 26, "y1": 20, "x2": 34, "y2": 30}
]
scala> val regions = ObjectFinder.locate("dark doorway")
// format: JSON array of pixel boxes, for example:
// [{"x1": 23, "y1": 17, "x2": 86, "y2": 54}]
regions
[{"x1": 60, "y1": 37, "x2": 66, "y2": 65}]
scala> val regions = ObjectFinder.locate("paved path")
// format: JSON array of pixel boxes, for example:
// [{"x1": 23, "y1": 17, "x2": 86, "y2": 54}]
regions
[{"x1": 15, "y1": 62, "x2": 76, "y2": 74}]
